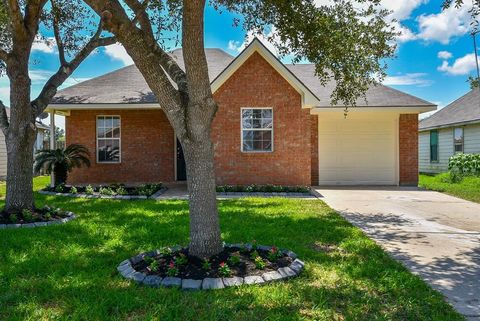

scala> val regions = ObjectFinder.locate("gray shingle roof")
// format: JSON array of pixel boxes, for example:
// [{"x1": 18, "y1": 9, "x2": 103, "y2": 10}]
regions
[
  {"x1": 419, "y1": 89, "x2": 480, "y2": 130},
  {"x1": 52, "y1": 48, "x2": 434, "y2": 108}
]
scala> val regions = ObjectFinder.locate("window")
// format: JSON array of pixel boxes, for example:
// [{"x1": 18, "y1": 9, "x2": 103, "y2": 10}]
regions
[
  {"x1": 241, "y1": 108, "x2": 273, "y2": 152},
  {"x1": 97, "y1": 116, "x2": 120, "y2": 163},
  {"x1": 454, "y1": 127, "x2": 464, "y2": 153},
  {"x1": 430, "y1": 130, "x2": 438, "y2": 162}
]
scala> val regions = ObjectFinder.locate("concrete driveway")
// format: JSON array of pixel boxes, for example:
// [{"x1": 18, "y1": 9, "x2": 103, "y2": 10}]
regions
[{"x1": 314, "y1": 187, "x2": 480, "y2": 320}]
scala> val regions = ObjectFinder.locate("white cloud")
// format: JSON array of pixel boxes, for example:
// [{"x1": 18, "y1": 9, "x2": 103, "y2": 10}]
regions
[
  {"x1": 60, "y1": 77, "x2": 91, "y2": 89},
  {"x1": 438, "y1": 51, "x2": 453, "y2": 60},
  {"x1": 0, "y1": 86, "x2": 8, "y2": 99},
  {"x1": 383, "y1": 73, "x2": 432, "y2": 86},
  {"x1": 417, "y1": 4, "x2": 472, "y2": 44},
  {"x1": 32, "y1": 36, "x2": 56, "y2": 54},
  {"x1": 438, "y1": 53, "x2": 477, "y2": 75},
  {"x1": 29, "y1": 70, "x2": 52, "y2": 82},
  {"x1": 104, "y1": 43, "x2": 133, "y2": 66}
]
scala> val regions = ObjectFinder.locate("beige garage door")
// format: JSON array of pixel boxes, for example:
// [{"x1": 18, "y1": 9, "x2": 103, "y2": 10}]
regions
[{"x1": 318, "y1": 113, "x2": 398, "y2": 185}]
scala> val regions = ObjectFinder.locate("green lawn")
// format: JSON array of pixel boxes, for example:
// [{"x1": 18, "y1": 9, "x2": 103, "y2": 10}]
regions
[
  {"x1": 0, "y1": 177, "x2": 462, "y2": 320},
  {"x1": 419, "y1": 173, "x2": 480, "y2": 203}
]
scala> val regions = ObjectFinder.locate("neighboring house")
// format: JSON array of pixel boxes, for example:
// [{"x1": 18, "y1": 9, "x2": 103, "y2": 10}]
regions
[
  {"x1": 47, "y1": 39, "x2": 435, "y2": 186},
  {"x1": 0, "y1": 107, "x2": 50, "y2": 179},
  {"x1": 419, "y1": 89, "x2": 480, "y2": 173}
]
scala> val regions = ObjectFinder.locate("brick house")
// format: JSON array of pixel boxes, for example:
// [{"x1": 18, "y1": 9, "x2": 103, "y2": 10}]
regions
[{"x1": 47, "y1": 39, "x2": 435, "y2": 187}]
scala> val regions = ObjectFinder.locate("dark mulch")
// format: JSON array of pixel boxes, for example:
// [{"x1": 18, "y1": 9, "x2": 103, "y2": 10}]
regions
[
  {"x1": 0, "y1": 206, "x2": 70, "y2": 224},
  {"x1": 133, "y1": 246, "x2": 293, "y2": 279}
]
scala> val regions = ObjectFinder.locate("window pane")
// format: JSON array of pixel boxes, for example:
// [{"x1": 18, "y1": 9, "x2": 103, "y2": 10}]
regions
[
  {"x1": 261, "y1": 109, "x2": 272, "y2": 118},
  {"x1": 112, "y1": 117, "x2": 120, "y2": 128},
  {"x1": 454, "y1": 128, "x2": 463, "y2": 142},
  {"x1": 97, "y1": 117, "x2": 105, "y2": 128},
  {"x1": 242, "y1": 109, "x2": 252, "y2": 119},
  {"x1": 252, "y1": 109, "x2": 262, "y2": 119},
  {"x1": 252, "y1": 119, "x2": 262, "y2": 128},
  {"x1": 112, "y1": 127, "x2": 120, "y2": 138},
  {"x1": 242, "y1": 118, "x2": 252, "y2": 129},
  {"x1": 97, "y1": 127, "x2": 105, "y2": 138},
  {"x1": 105, "y1": 128, "x2": 113, "y2": 138},
  {"x1": 455, "y1": 144, "x2": 463, "y2": 153},
  {"x1": 262, "y1": 118, "x2": 273, "y2": 128},
  {"x1": 262, "y1": 140, "x2": 272, "y2": 151},
  {"x1": 243, "y1": 140, "x2": 253, "y2": 151}
]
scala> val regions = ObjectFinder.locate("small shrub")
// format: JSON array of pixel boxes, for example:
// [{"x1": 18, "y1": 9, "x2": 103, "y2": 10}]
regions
[
  {"x1": 448, "y1": 153, "x2": 480, "y2": 176},
  {"x1": 254, "y1": 256, "x2": 266, "y2": 269},
  {"x1": 85, "y1": 185, "x2": 94, "y2": 195},
  {"x1": 443, "y1": 168, "x2": 463, "y2": 184},
  {"x1": 166, "y1": 261, "x2": 179, "y2": 276},
  {"x1": 44, "y1": 212, "x2": 52, "y2": 220},
  {"x1": 55, "y1": 184, "x2": 65, "y2": 193},
  {"x1": 250, "y1": 250, "x2": 260, "y2": 260},
  {"x1": 116, "y1": 186, "x2": 127, "y2": 195},
  {"x1": 159, "y1": 247, "x2": 172, "y2": 256},
  {"x1": 201, "y1": 259, "x2": 212, "y2": 271},
  {"x1": 174, "y1": 253, "x2": 188, "y2": 266},
  {"x1": 99, "y1": 187, "x2": 116, "y2": 196},
  {"x1": 137, "y1": 183, "x2": 162, "y2": 196},
  {"x1": 70, "y1": 186, "x2": 78, "y2": 194},
  {"x1": 143, "y1": 256, "x2": 154, "y2": 265},
  {"x1": 22, "y1": 209, "x2": 34, "y2": 222},
  {"x1": 228, "y1": 251, "x2": 241, "y2": 266},
  {"x1": 149, "y1": 260, "x2": 160, "y2": 272},
  {"x1": 267, "y1": 246, "x2": 282, "y2": 262},
  {"x1": 9, "y1": 214, "x2": 18, "y2": 223},
  {"x1": 218, "y1": 262, "x2": 231, "y2": 277}
]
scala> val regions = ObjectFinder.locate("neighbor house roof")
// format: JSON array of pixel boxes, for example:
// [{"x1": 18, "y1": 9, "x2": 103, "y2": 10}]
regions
[
  {"x1": 419, "y1": 89, "x2": 480, "y2": 131},
  {"x1": 50, "y1": 39, "x2": 435, "y2": 110}
]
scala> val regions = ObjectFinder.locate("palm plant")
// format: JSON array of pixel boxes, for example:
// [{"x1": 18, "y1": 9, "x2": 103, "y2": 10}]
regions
[{"x1": 34, "y1": 144, "x2": 91, "y2": 186}]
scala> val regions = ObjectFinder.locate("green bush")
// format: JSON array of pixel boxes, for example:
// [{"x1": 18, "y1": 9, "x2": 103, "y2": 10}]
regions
[
  {"x1": 216, "y1": 184, "x2": 310, "y2": 193},
  {"x1": 85, "y1": 185, "x2": 94, "y2": 195},
  {"x1": 448, "y1": 153, "x2": 480, "y2": 176},
  {"x1": 99, "y1": 187, "x2": 116, "y2": 196}
]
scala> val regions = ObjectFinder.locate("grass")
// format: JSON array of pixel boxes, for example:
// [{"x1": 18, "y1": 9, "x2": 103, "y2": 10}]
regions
[
  {"x1": 0, "y1": 177, "x2": 462, "y2": 321},
  {"x1": 419, "y1": 173, "x2": 480, "y2": 203}
]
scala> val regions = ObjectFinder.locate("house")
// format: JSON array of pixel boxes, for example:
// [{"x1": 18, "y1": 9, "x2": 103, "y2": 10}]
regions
[
  {"x1": 47, "y1": 39, "x2": 435, "y2": 186},
  {"x1": 419, "y1": 89, "x2": 480, "y2": 173},
  {"x1": 0, "y1": 107, "x2": 49, "y2": 179}
]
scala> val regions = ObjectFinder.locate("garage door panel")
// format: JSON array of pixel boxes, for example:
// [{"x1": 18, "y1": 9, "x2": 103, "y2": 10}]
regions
[{"x1": 318, "y1": 115, "x2": 397, "y2": 185}]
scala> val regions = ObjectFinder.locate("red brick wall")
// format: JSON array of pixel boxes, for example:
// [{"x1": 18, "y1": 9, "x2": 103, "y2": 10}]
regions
[
  {"x1": 399, "y1": 114, "x2": 419, "y2": 186},
  {"x1": 211, "y1": 52, "x2": 312, "y2": 186},
  {"x1": 310, "y1": 115, "x2": 318, "y2": 186},
  {"x1": 66, "y1": 109, "x2": 175, "y2": 185}
]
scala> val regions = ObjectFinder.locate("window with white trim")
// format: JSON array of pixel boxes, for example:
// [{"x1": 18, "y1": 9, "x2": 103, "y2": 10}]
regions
[
  {"x1": 454, "y1": 127, "x2": 464, "y2": 153},
  {"x1": 241, "y1": 108, "x2": 273, "y2": 152},
  {"x1": 97, "y1": 116, "x2": 121, "y2": 163}
]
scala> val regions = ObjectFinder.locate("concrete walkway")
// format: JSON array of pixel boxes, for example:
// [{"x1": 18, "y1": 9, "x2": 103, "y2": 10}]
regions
[{"x1": 314, "y1": 186, "x2": 480, "y2": 320}]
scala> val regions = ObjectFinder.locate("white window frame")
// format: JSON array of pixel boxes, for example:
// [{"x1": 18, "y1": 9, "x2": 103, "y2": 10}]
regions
[
  {"x1": 453, "y1": 127, "x2": 464, "y2": 154},
  {"x1": 240, "y1": 107, "x2": 274, "y2": 153},
  {"x1": 96, "y1": 115, "x2": 121, "y2": 164}
]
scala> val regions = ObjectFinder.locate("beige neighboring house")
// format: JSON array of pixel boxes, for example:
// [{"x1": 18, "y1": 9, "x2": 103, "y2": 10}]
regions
[{"x1": 0, "y1": 108, "x2": 50, "y2": 179}]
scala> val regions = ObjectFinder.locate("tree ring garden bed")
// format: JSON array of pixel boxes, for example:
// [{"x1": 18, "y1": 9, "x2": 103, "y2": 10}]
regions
[
  {"x1": 39, "y1": 183, "x2": 167, "y2": 200},
  {"x1": 0, "y1": 206, "x2": 76, "y2": 229},
  {"x1": 216, "y1": 185, "x2": 316, "y2": 198},
  {"x1": 117, "y1": 243, "x2": 304, "y2": 290}
]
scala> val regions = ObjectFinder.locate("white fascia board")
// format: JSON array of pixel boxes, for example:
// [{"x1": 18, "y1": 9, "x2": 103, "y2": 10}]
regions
[{"x1": 310, "y1": 105, "x2": 436, "y2": 114}]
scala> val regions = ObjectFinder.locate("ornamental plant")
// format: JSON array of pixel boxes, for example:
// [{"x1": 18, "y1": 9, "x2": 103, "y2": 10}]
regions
[
  {"x1": 218, "y1": 262, "x2": 231, "y2": 277},
  {"x1": 250, "y1": 250, "x2": 260, "y2": 260},
  {"x1": 201, "y1": 259, "x2": 212, "y2": 271},
  {"x1": 55, "y1": 184, "x2": 65, "y2": 193},
  {"x1": 70, "y1": 186, "x2": 78, "y2": 194},
  {"x1": 267, "y1": 246, "x2": 282, "y2": 262},
  {"x1": 254, "y1": 256, "x2": 266, "y2": 270},
  {"x1": 22, "y1": 209, "x2": 34, "y2": 222},
  {"x1": 166, "y1": 261, "x2": 179, "y2": 277},
  {"x1": 175, "y1": 253, "x2": 188, "y2": 266},
  {"x1": 116, "y1": 186, "x2": 127, "y2": 195},
  {"x1": 149, "y1": 260, "x2": 160, "y2": 272},
  {"x1": 228, "y1": 252, "x2": 241, "y2": 266},
  {"x1": 99, "y1": 187, "x2": 116, "y2": 196},
  {"x1": 85, "y1": 185, "x2": 94, "y2": 195},
  {"x1": 448, "y1": 153, "x2": 480, "y2": 176}
]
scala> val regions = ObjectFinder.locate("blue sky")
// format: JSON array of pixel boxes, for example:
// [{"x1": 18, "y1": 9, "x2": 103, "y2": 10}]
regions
[{"x1": 0, "y1": 0, "x2": 479, "y2": 128}]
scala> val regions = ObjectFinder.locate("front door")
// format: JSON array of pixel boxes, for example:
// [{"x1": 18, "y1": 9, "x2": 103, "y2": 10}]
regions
[{"x1": 176, "y1": 139, "x2": 187, "y2": 181}]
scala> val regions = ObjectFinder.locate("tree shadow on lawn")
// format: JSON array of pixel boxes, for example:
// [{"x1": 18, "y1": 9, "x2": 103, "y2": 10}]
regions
[{"x1": 0, "y1": 197, "x2": 462, "y2": 320}]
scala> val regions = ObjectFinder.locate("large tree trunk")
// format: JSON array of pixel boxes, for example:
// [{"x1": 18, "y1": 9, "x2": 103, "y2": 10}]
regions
[
  {"x1": 4, "y1": 57, "x2": 37, "y2": 213},
  {"x1": 182, "y1": 135, "x2": 223, "y2": 258},
  {"x1": 4, "y1": 130, "x2": 36, "y2": 213}
]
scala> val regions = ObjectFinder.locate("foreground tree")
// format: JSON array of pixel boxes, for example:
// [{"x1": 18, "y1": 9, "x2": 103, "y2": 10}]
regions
[
  {"x1": 0, "y1": 1, "x2": 115, "y2": 214},
  {"x1": 83, "y1": 0, "x2": 395, "y2": 258}
]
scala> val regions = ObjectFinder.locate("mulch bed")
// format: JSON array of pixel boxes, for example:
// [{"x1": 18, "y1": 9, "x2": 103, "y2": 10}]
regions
[
  {"x1": 133, "y1": 245, "x2": 293, "y2": 279},
  {"x1": 0, "y1": 206, "x2": 71, "y2": 225}
]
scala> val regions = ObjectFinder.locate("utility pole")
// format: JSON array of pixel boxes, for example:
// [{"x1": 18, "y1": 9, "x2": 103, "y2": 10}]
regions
[{"x1": 474, "y1": 31, "x2": 480, "y2": 86}]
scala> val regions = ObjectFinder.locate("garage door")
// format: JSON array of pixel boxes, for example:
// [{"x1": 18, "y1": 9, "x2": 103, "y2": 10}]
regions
[{"x1": 318, "y1": 113, "x2": 398, "y2": 185}]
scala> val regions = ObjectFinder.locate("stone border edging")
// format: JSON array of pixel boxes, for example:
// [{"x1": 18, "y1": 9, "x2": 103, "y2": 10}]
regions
[
  {"x1": 39, "y1": 187, "x2": 168, "y2": 200},
  {"x1": 217, "y1": 191, "x2": 315, "y2": 198},
  {"x1": 117, "y1": 243, "x2": 304, "y2": 290},
  {"x1": 0, "y1": 211, "x2": 77, "y2": 229}
]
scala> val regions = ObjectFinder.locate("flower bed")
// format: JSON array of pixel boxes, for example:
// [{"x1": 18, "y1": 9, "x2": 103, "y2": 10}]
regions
[
  {"x1": 40, "y1": 183, "x2": 166, "y2": 199},
  {"x1": 0, "y1": 206, "x2": 76, "y2": 228},
  {"x1": 117, "y1": 242, "x2": 304, "y2": 290},
  {"x1": 216, "y1": 185, "x2": 310, "y2": 194}
]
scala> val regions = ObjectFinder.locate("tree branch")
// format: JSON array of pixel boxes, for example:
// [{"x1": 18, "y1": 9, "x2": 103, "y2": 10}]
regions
[
  {"x1": 51, "y1": 0, "x2": 66, "y2": 66},
  {"x1": 124, "y1": 0, "x2": 154, "y2": 41},
  {"x1": 0, "y1": 48, "x2": 8, "y2": 62},
  {"x1": 31, "y1": 22, "x2": 116, "y2": 117},
  {"x1": 0, "y1": 99, "x2": 9, "y2": 135},
  {"x1": 24, "y1": 0, "x2": 48, "y2": 37},
  {"x1": 6, "y1": 0, "x2": 26, "y2": 39}
]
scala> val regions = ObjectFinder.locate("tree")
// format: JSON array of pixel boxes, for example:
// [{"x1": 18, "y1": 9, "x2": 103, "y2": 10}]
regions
[
  {"x1": 82, "y1": 0, "x2": 395, "y2": 258},
  {"x1": 44, "y1": 125, "x2": 65, "y2": 143},
  {"x1": 34, "y1": 143, "x2": 91, "y2": 186},
  {"x1": 0, "y1": 1, "x2": 115, "y2": 214}
]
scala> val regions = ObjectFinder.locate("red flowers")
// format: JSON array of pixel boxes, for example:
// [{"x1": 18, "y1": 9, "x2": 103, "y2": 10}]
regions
[
  {"x1": 168, "y1": 261, "x2": 175, "y2": 268},
  {"x1": 219, "y1": 262, "x2": 226, "y2": 268}
]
